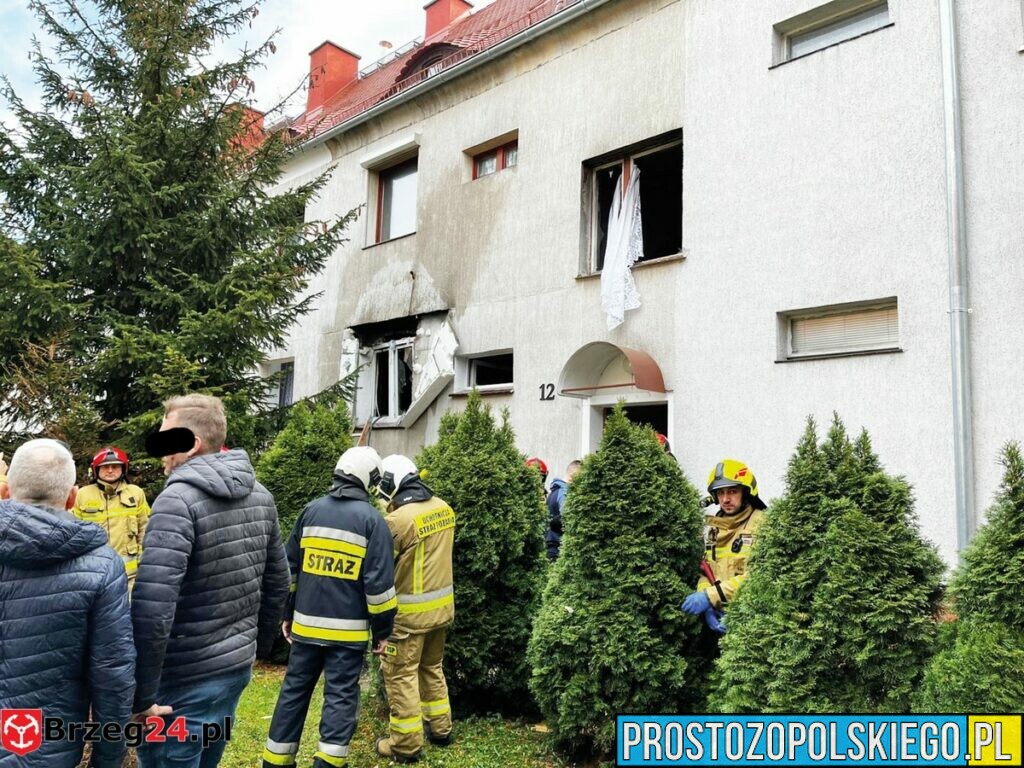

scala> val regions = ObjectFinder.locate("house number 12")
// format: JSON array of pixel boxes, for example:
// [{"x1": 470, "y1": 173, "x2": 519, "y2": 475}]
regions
[{"x1": 539, "y1": 383, "x2": 555, "y2": 401}]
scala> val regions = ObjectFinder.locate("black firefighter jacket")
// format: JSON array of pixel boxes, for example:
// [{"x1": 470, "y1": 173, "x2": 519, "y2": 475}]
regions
[{"x1": 284, "y1": 476, "x2": 397, "y2": 646}]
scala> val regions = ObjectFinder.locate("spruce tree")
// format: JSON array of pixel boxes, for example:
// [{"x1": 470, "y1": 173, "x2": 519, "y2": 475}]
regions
[
  {"x1": 415, "y1": 391, "x2": 547, "y2": 714},
  {"x1": 710, "y1": 415, "x2": 944, "y2": 713},
  {"x1": 0, "y1": 0, "x2": 352, "y2": 451},
  {"x1": 255, "y1": 399, "x2": 354, "y2": 538},
  {"x1": 528, "y1": 405, "x2": 707, "y2": 756},
  {"x1": 917, "y1": 443, "x2": 1024, "y2": 712}
]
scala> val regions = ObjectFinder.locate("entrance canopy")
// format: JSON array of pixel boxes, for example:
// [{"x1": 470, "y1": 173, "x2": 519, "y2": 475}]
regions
[{"x1": 557, "y1": 342, "x2": 666, "y2": 399}]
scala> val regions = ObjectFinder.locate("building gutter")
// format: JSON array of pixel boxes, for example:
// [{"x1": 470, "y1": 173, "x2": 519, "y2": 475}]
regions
[
  {"x1": 938, "y1": 0, "x2": 976, "y2": 553},
  {"x1": 303, "y1": 0, "x2": 618, "y2": 150}
]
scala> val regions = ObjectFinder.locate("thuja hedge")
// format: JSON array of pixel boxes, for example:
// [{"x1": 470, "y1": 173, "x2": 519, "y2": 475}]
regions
[
  {"x1": 528, "y1": 405, "x2": 709, "y2": 756},
  {"x1": 417, "y1": 391, "x2": 548, "y2": 714},
  {"x1": 917, "y1": 443, "x2": 1024, "y2": 711},
  {"x1": 255, "y1": 399, "x2": 353, "y2": 539},
  {"x1": 710, "y1": 415, "x2": 944, "y2": 713}
]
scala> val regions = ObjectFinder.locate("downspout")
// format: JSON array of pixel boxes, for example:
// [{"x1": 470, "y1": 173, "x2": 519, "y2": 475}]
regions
[{"x1": 937, "y1": 0, "x2": 976, "y2": 553}]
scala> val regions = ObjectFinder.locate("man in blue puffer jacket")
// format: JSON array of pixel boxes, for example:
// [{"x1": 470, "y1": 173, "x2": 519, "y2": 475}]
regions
[
  {"x1": 132, "y1": 394, "x2": 289, "y2": 768},
  {"x1": 0, "y1": 439, "x2": 135, "y2": 768}
]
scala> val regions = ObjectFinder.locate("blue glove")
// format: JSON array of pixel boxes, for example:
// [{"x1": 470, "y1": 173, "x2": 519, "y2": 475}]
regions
[
  {"x1": 704, "y1": 607, "x2": 727, "y2": 635},
  {"x1": 681, "y1": 590, "x2": 711, "y2": 615}
]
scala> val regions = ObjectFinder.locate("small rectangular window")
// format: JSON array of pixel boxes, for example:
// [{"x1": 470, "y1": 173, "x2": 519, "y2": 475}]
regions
[
  {"x1": 585, "y1": 132, "x2": 682, "y2": 273},
  {"x1": 278, "y1": 361, "x2": 295, "y2": 407},
  {"x1": 473, "y1": 140, "x2": 518, "y2": 180},
  {"x1": 779, "y1": 299, "x2": 900, "y2": 360},
  {"x1": 377, "y1": 156, "x2": 418, "y2": 242},
  {"x1": 470, "y1": 353, "x2": 514, "y2": 387},
  {"x1": 776, "y1": 1, "x2": 890, "y2": 64}
]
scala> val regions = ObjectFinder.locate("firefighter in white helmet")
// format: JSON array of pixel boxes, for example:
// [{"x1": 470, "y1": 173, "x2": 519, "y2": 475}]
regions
[
  {"x1": 374, "y1": 454, "x2": 456, "y2": 763},
  {"x1": 263, "y1": 446, "x2": 397, "y2": 768}
]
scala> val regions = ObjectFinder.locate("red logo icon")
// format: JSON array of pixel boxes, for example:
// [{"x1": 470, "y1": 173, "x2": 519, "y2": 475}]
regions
[
  {"x1": 736, "y1": 468, "x2": 748, "y2": 478},
  {"x1": 1, "y1": 709, "x2": 43, "y2": 756}
]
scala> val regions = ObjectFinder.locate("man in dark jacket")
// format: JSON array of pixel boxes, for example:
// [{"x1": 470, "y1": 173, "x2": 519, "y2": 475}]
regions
[
  {"x1": 132, "y1": 394, "x2": 290, "y2": 768},
  {"x1": 545, "y1": 460, "x2": 581, "y2": 561},
  {"x1": 262, "y1": 446, "x2": 397, "y2": 768},
  {"x1": 0, "y1": 439, "x2": 135, "y2": 768}
]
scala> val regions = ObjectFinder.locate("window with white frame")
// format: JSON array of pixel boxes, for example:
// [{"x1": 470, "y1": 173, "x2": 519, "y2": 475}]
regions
[
  {"x1": 775, "y1": 0, "x2": 891, "y2": 64},
  {"x1": 456, "y1": 351, "x2": 514, "y2": 391},
  {"x1": 584, "y1": 130, "x2": 682, "y2": 274},
  {"x1": 779, "y1": 298, "x2": 900, "y2": 360},
  {"x1": 375, "y1": 155, "x2": 418, "y2": 243},
  {"x1": 372, "y1": 338, "x2": 414, "y2": 418}
]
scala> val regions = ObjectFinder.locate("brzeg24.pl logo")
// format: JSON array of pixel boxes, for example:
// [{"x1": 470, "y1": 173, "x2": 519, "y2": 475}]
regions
[{"x1": 1, "y1": 709, "x2": 231, "y2": 756}]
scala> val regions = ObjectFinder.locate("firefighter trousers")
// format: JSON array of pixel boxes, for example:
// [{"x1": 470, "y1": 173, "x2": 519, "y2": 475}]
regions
[
  {"x1": 380, "y1": 626, "x2": 452, "y2": 756},
  {"x1": 262, "y1": 640, "x2": 364, "y2": 768}
]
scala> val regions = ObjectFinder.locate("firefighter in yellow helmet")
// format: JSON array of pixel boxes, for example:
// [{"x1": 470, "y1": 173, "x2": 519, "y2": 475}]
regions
[
  {"x1": 374, "y1": 454, "x2": 456, "y2": 763},
  {"x1": 73, "y1": 446, "x2": 150, "y2": 590},
  {"x1": 680, "y1": 459, "x2": 766, "y2": 634}
]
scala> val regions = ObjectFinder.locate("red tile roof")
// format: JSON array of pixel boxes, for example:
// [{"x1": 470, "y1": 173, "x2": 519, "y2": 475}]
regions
[{"x1": 291, "y1": 0, "x2": 577, "y2": 138}]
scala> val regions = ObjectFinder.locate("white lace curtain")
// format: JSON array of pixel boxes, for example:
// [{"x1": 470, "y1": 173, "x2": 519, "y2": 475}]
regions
[{"x1": 600, "y1": 165, "x2": 643, "y2": 331}]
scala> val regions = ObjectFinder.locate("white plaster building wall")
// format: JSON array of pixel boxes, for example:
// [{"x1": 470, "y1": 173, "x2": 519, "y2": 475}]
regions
[
  {"x1": 954, "y1": 0, "x2": 1024, "y2": 518},
  {"x1": 267, "y1": 0, "x2": 1020, "y2": 565},
  {"x1": 680, "y1": 0, "x2": 958, "y2": 562},
  {"x1": 272, "y1": 0, "x2": 684, "y2": 477}
]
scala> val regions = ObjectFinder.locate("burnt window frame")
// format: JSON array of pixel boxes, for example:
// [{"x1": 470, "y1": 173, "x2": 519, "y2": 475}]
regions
[{"x1": 371, "y1": 337, "x2": 415, "y2": 419}]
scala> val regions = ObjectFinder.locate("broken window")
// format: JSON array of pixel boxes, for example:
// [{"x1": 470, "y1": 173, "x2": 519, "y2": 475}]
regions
[
  {"x1": 372, "y1": 339, "x2": 414, "y2": 419},
  {"x1": 586, "y1": 131, "x2": 682, "y2": 272}
]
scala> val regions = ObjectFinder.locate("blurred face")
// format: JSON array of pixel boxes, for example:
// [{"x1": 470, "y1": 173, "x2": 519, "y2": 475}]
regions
[
  {"x1": 715, "y1": 485, "x2": 744, "y2": 513},
  {"x1": 97, "y1": 464, "x2": 123, "y2": 484},
  {"x1": 159, "y1": 411, "x2": 201, "y2": 476}
]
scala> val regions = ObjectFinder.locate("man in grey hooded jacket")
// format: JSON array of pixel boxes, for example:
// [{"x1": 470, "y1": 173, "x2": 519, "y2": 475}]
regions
[
  {"x1": 0, "y1": 439, "x2": 134, "y2": 768},
  {"x1": 132, "y1": 394, "x2": 290, "y2": 768}
]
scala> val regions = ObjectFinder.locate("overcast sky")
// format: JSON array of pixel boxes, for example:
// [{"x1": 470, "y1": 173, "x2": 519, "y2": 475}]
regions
[{"x1": 1, "y1": 0, "x2": 498, "y2": 121}]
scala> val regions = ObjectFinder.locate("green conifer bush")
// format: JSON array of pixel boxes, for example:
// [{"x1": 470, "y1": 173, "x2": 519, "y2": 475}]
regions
[
  {"x1": 917, "y1": 443, "x2": 1024, "y2": 712},
  {"x1": 710, "y1": 415, "x2": 943, "y2": 713},
  {"x1": 527, "y1": 405, "x2": 707, "y2": 756},
  {"x1": 256, "y1": 399, "x2": 353, "y2": 539},
  {"x1": 416, "y1": 391, "x2": 547, "y2": 714}
]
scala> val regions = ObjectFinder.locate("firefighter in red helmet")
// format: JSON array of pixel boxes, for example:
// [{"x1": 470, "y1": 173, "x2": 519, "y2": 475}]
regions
[{"x1": 73, "y1": 447, "x2": 151, "y2": 591}]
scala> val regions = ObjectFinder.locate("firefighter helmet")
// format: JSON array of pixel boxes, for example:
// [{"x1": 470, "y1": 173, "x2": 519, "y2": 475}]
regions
[
  {"x1": 89, "y1": 446, "x2": 129, "y2": 482},
  {"x1": 334, "y1": 446, "x2": 383, "y2": 493},
  {"x1": 707, "y1": 459, "x2": 766, "y2": 510},
  {"x1": 526, "y1": 457, "x2": 548, "y2": 477},
  {"x1": 378, "y1": 454, "x2": 419, "y2": 502}
]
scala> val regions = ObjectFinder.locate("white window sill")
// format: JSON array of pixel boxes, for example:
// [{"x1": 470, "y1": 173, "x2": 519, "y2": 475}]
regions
[
  {"x1": 576, "y1": 251, "x2": 686, "y2": 281},
  {"x1": 362, "y1": 231, "x2": 416, "y2": 250},
  {"x1": 775, "y1": 347, "x2": 903, "y2": 363},
  {"x1": 450, "y1": 385, "x2": 514, "y2": 397}
]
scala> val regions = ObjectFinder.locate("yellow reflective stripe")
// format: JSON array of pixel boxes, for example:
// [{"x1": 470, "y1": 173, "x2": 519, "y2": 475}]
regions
[
  {"x1": 123, "y1": 560, "x2": 139, "y2": 574},
  {"x1": 367, "y1": 596, "x2": 398, "y2": 614},
  {"x1": 413, "y1": 541, "x2": 425, "y2": 594},
  {"x1": 289, "y1": 582, "x2": 297, "y2": 593},
  {"x1": 314, "y1": 752, "x2": 347, "y2": 767},
  {"x1": 421, "y1": 697, "x2": 450, "y2": 715},
  {"x1": 397, "y1": 592, "x2": 454, "y2": 615},
  {"x1": 261, "y1": 749, "x2": 296, "y2": 766},
  {"x1": 390, "y1": 715, "x2": 424, "y2": 733},
  {"x1": 291, "y1": 622, "x2": 370, "y2": 643},
  {"x1": 300, "y1": 536, "x2": 366, "y2": 557},
  {"x1": 76, "y1": 509, "x2": 139, "y2": 520}
]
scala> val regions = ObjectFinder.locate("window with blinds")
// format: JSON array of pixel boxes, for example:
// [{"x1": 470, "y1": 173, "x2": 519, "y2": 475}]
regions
[{"x1": 784, "y1": 300, "x2": 899, "y2": 359}]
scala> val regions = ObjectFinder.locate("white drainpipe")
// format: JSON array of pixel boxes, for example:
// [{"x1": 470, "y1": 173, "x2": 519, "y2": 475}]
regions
[{"x1": 938, "y1": 0, "x2": 976, "y2": 553}]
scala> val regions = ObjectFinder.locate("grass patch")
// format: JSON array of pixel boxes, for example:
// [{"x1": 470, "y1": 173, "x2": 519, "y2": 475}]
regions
[{"x1": 219, "y1": 662, "x2": 574, "y2": 768}]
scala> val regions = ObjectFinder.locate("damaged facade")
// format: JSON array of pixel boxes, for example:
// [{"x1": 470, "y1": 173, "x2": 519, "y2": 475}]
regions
[{"x1": 263, "y1": 0, "x2": 1024, "y2": 565}]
